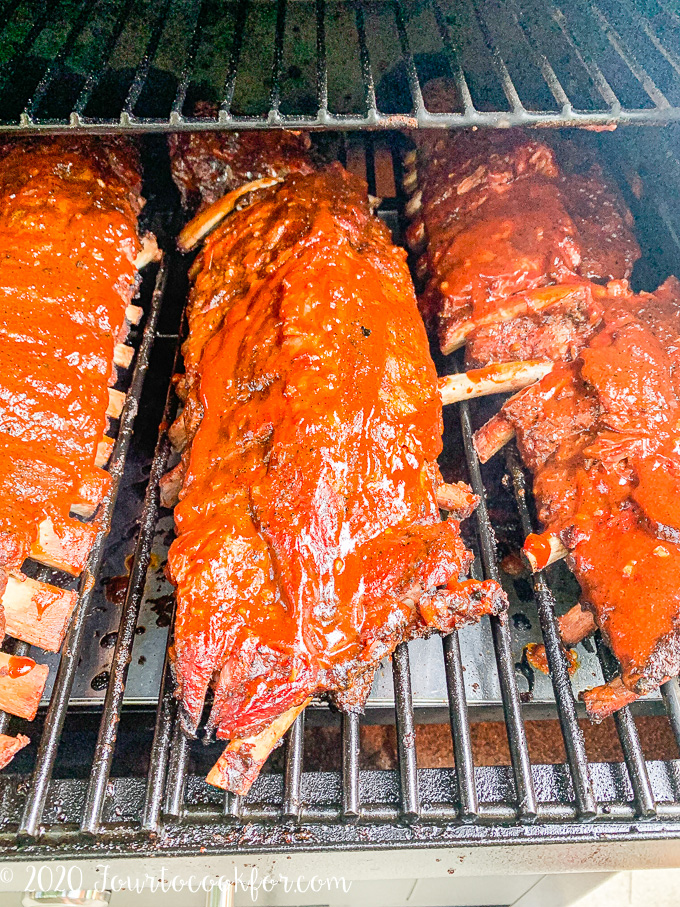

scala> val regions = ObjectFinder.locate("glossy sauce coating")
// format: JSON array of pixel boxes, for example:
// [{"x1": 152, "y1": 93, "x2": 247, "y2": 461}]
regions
[
  {"x1": 6, "y1": 656, "x2": 35, "y2": 679},
  {"x1": 499, "y1": 280, "x2": 680, "y2": 694},
  {"x1": 167, "y1": 165, "x2": 506, "y2": 740},
  {"x1": 0, "y1": 138, "x2": 143, "y2": 598}
]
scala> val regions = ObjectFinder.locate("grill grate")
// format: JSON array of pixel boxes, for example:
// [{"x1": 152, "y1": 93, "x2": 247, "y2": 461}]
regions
[
  {"x1": 0, "y1": 128, "x2": 680, "y2": 855},
  {"x1": 1, "y1": 0, "x2": 680, "y2": 131}
]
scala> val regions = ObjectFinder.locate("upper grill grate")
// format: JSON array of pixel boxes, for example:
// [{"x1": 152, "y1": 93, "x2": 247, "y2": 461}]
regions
[{"x1": 1, "y1": 0, "x2": 680, "y2": 132}]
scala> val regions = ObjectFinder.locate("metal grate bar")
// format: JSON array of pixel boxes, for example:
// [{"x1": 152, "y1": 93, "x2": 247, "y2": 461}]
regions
[
  {"x1": 585, "y1": 0, "x2": 671, "y2": 108},
  {"x1": 282, "y1": 711, "x2": 305, "y2": 820},
  {"x1": 72, "y1": 0, "x2": 138, "y2": 120},
  {"x1": 661, "y1": 679, "x2": 680, "y2": 751},
  {"x1": 392, "y1": 643, "x2": 420, "y2": 822},
  {"x1": 506, "y1": 0, "x2": 573, "y2": 110},
  {"x1": 121, "y1": 0, "x2": 173, "y2": 120},
  {"x1": 595, "y1": 635, "x2": 656, "y2": 819},
  {"x1": 223, "y1": 791, "x2": 242, "y2": 821},
  {"x1": 2, "y1": 0, "x2": 680, "y2": 129},
  {"x1": 23, "y1": 0, "x2": 93, "y2": 120},
  {"x1": 460, "y1": 402, "x2": 538, "y2": 820},
  {"x1": 392, "y1": 0, "x2": 425, "y2": 118},
  {"x1": 470, "y1": 0, "x2": 525, "y2": 113},
  {"x1": 363, "y1": 133, "x2": 376, "y2": 195},
  {"x1": 547, "y1": 1, "x2": 621, "y2": 110},
  {"x1": 163, "y1": 718, "x2": 190, "y2": 819},
  {"x1": 354, "y1": 1, "x2": 378, "y2": 122},
  {"x1": 618, "y1": 0, "x2": 680, "y2": 79},
  {"x1": 507, "y1": 452, "x2": 596, "y2": 819},
  {"x1": 219, "y1": 0, "x2": 250, "y2": 120},
  {"x1": 268, "y1": 0, "x2": 287, "y2": 123},
  {"x1": 80, "y1": 266, "x2": 173, "y2": 835},
  {"x1": 442, "y1": 632, "x2": 478, "y2": 820},
  {"x1": 0, "y1": 1, "x2": 53, "y2": 96},
  {"x1": 141, "y1": 665, "x2": 178, "y2": 833},
  {"x1": 431, "y1": 0, "x2": 476, "y2": 116},
  {"x1": 19, "y1": 259, "x2": 167, "y2": 839},
  {"x1": 341, "y1": 712, "x2": 360, "y2": 820},
  {"x1": 171, "y1": 0, "x2": 210, "y2": 121},
  {"x1": 315, "y1": 0, "x2": 328, "y2": 118}
]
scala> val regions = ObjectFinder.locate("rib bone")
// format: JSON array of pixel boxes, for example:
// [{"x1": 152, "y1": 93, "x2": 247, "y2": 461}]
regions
[
  {"x1": 435, "y1": 482, "x2": 478, "y2": 519},
  {"x1": 134, "y1": 233, "x2": 161, "y2": 270},
  {"x1": 3, "y1": 574, "x2": 77, "y2": 652},
  {"x1": 442, "y1": 284, "x2": 591, "y2": 355},
  {"x1": 106, "y1": 388, "x2": 126, "y2": 420},
  {"x1": 439, "y1": 361, "x2": 553, "y2": 405},
  {"x1": 178, "y1": 177, "x2": 284, "y2": 253},
  {"x1": 474, "y1": 413, "x2": 516, "y2": 463},
  {"x1": 0, "y1": 653, "x2": 49, "y2": 721},
  {"x1": 125, "y1": 304, "x2": 143, "y2": 326},
  {"x1": 95, "y1": 437, "x2": 114, "y2": 469},
  {"x1": 206, "y1": 699, "x2": 310, "y2": 795},
  {"x1": 31, "y1": 516, "x2": 95, "y2": 576},
  {"x1": 0, "y1": 734, "x2": 29, "y2": 770},
  {"x1": 114, "y1": 343, "x2": 134, "y2": 369},
  {"x1": 523, "y1": 532, "x2": 569, "y2": 572},
  {"x1": 580, "y1": 676, "x2": 641, "y2": 722}
]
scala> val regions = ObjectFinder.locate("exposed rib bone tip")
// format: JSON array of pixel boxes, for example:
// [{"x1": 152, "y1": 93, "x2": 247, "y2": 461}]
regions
[
  {"x1": 523, "y1": 533, "x2": 569, "y2": 573},
  {"x1": 439, "y1": 361, "x2": 554, "y2": 406},
  {"x1": 178, "y1": 177, "x2": 284, "y2": 252},
  {"x1": 114, "y1": 343, "x2": 135, "y2": 369},
  {"x1": 207, "y1": 699, "x2": 310, "y2": 795},
  {"x1": 404, "y1": 190, "x2": 422, "y2": 219}
]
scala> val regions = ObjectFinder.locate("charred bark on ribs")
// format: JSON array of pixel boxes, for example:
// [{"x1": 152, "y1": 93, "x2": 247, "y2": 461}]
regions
[{"x1": 406, "y1": 87, "x2": 640, "y2": 361}]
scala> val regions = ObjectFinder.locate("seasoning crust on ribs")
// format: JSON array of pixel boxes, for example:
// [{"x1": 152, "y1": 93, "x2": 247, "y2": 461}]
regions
[
  {"x1": 166, "y1": 163, "x2": 507, "y2": 767},
  {"x1": 483, "y1": 279, "x2": 680, "y2": 708},
  {"x1": 168, "y1": 104, "x2": 313, "y2": 215}
]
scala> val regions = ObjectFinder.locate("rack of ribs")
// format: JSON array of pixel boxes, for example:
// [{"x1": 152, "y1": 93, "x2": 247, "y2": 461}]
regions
[
  {"x1": 0, "y1": 137, "x2": 157, "y2": 755},
  {"x1": 165, "y1": 153, "x2": 507, "y2": 795},
  {"x1": 474, "y1": 279, "x2": 680, "y2": 718},
  {"x1": 404, "y1": 79, "x2": 640, "y2": 364},
  {"x1": 405, "y1": 90, "x2": 680, "y2": 719}
]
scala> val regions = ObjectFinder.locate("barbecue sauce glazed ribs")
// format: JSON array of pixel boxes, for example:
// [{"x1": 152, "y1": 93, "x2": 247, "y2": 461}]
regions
[
  {"x1": 0, "y1": 138, "x2": 147, "y2": 616},
  {"x1": 166, "y1": 163, "x2": 506, "y2": 746},
  {"x1": 488, "y1": 279, "x2": 680, "y2": 704},
  {"x1": 408, "y1": 92, "x2": 640, "y2": 362}
]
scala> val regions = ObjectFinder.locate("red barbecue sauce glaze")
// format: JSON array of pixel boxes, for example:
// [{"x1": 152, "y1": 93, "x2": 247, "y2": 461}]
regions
[
  {"x1": 6, "y1": 656, "x2": 34, "y2": 680},
  {"x1": 523, "y1": 533, "x2": 553, "y2": 571},
  {"x1": 0, "y1": 138, "x2": 143, "y2": 589},
  {"x1": 500, "y1": 280, "x2": 680, "y2": 696}
]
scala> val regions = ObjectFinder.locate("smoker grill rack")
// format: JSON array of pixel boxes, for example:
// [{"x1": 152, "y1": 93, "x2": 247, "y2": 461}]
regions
[
  {"x1": 1, "y1": 0, "x2": 680, "y2": 132},
  {"x1": 0, "y1": 131, "x2": 676, "y2": 858}
]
